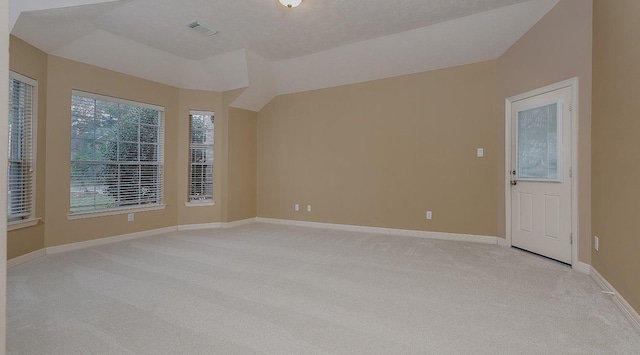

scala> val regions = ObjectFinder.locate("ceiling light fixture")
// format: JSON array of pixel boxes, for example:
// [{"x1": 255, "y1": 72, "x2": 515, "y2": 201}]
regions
[{"x1": 279, "y1": 0, "x2": 302, "y2": 8}]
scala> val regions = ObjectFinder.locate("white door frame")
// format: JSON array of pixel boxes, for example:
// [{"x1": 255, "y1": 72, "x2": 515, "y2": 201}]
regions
[{"x1": 504, "y1": 78, "x2": 579, "y2": 268}]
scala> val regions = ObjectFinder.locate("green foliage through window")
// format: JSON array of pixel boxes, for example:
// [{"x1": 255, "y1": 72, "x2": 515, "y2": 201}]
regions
[
  {"x1": 189, "y1": 112, "x2": 214, "y2": 202},
  {"x1": 70, "y1": 92, "x2": 164, "y2": 213},
  {"x1": 8, "y1": 74, "x2": 35, "y2": 222}
]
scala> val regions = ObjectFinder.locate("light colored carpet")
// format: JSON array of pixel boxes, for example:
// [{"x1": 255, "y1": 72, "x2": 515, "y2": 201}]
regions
[{"x1": 7, "y1": 223, "x2": 640, "y2": 354}]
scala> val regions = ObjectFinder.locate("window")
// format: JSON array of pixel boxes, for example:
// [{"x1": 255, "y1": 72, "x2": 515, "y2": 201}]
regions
[
  {"x1": 8, "y1": 72, "x2": 37, "y2": 226},
  {"x1": 517, "y1": 103, "x2": 560, "y2": 180},
  {"x1": 70, "y1": 91, "x2": 164, "y2": 215},
  {"x1": 188, "y1": 111, "x2": 214, "y2": 203}
]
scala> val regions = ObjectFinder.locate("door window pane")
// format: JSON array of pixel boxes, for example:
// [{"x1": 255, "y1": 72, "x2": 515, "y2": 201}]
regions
[{"x1": 517, "y1": 103, "x2": 559, "y2": 180}]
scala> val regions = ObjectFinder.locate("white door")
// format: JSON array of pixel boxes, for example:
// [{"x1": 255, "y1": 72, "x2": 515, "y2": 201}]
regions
[{"x1": 510, "y1": 87, "x2": 572, "y2": 264}]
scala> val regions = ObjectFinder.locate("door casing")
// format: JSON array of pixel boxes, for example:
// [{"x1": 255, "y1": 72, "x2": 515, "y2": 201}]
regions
[{"x1": 504, "y1": 78, "x2": 579, "y2": 268}]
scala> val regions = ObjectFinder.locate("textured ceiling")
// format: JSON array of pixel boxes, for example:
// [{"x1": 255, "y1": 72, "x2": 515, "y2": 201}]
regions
[
  {"x1": 10, "y1": 0, "x2": 560, "y2": 111},
  {"x1": 14, "y1": 0, "x2": 531, "y2": 61}
]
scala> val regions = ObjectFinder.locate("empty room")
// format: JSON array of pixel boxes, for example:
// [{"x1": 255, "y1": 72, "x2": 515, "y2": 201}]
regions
[{"x1": 2, "y1": 0, "x2": 640, "y2": 353}]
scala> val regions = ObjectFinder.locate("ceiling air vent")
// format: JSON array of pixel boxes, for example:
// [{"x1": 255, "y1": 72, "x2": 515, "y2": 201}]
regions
[{"x1": 186, "y1": 21, "x2": 218, "y2": 36}]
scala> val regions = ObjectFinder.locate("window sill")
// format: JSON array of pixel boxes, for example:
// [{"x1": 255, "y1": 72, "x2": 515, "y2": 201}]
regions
[
  {"x1": 185, "y1": 201, "x2": 215, "y2": 207},
  {"x1": 67, "y1": 204, "x2": 167, "y2": 220},
  {"x1": 8, "y1": 218, "x2": 41, "y2": 231}
]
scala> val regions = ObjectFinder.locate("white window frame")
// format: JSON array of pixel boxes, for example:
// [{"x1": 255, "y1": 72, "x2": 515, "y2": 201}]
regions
[
  {"x1": 186, "y1": 110, "x2": 215, "y2": 206},
  {"x1": 68, "y1": 90, "x2": 166, "y2": 220},
  {"x1": 8, "y1": 71, "x2": 39, "y2": 231}
]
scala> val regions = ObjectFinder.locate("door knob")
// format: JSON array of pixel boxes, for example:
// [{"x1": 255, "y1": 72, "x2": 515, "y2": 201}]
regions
[{"x1": 510, "y1": 180, "x2": 517, "y2": 186}]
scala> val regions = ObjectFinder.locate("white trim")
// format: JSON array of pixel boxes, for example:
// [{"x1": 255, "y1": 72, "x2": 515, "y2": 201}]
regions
[
  {"x1": 71, "y1": 90, "x2": 165, "y2": 112},
  {"x1": 514, "y1": 98, "x2": 565, "y2": 184},
  {"x1": 256, "y1": 218, "x2": 498, "y2": 244},
  {"x1": 2, "y1": 19, "x2": 9, "y2": 348},
  {"x1": 188, "y1": 110, "x2": 214, "y2": 205},
  {"x1": 67, "y1": 204, "x2": 167, "y2": 220},
  {"x1": 7, "y1": 249, "x2": 46, "y2": 269},
  {"x1": 9, "y1": 71, "x2": 37, "y2": 87},
  {"x1": 591, "y1": 267, "x2": 640, "y2": 334},
  {"x1": 69, "y1": 91, "x2": 165, "y2": 217},
  {"x1": 177, "y1": 223, "x2": 222, "y2": 231},
  {"x1": 8, "y1": 71, "x2": 39, "y2": 224},
  {"x1": 177, "y1": 218, "x2": 257, "y2": 230},
  {"x1": 504, "y1": 95, "x2": 511, "y2": 247},
  {"x1": 506, "y1": 78, "x2": 578, "y2": 102},
  {"x1": 46, "y1": 226, "x2": 177, "y2": 255},
  {"x1": 184, "y1": 201, "x2": 215, "y2": 207},
  {"x1": 504, "y1": 78, "x2": 579, "y2": 268},
  {"x1": 7, "y1": 217, "x2": 40, "y2": 231},
  {"x1": 496, "y1": 237, "x2": 509, "y2": 248},
  {"x1": 223, "y1": 217, "x2": 258, "y2": 229},
  {"x1": 9, "y1": 218, "x2": 596, "y2": 281},
  {"x1": 189, "y1": 110, "x2": 215, "y2": 116},
  {"x1": 9, "y1": 220, "x2": 256, "y2": 266},
  {"x1": 570, "y1": 78, "x2": 580, "y2": 270},
  {"x1": 573, "y1": 261, "x2": 591, "y2": 274}
]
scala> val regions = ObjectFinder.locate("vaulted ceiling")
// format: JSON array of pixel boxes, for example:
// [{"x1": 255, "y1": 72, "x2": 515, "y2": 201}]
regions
[{"x1": 11, "y1": 0, "x2": 560, "y2": 111}]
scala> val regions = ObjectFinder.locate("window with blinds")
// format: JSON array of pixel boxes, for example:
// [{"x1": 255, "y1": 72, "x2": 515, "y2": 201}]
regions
[
  {"x1": 8, "y1": 73, "x2": 37, "y2": 223},
  {"x1": 189, "y1": 111, "x2": 214, "y2": 202},
  {"x1": 70, "y1": 91, "x2": 164, "y2": 214}
]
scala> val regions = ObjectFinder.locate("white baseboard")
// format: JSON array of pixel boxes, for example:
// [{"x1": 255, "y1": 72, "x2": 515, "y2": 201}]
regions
[
  {"x1": 46, "y1": 226, "x2": 178, "y2": 255},
  {"x1": 224, "y1": 217, "x2": 258, "y2": 229},
  {"x1": 7, "y1": 248, "x2": 47, "y2": 269},
  {"x1": 177, "y1": 218, "x2": 257, "y2": 231},
  {"x1": 591, "y1": 267, "x2": 640, "y2": 333},
  {"x1": 574, "y1": 261, "x2": 591, "y2": 274},
  {"x1": 496, "y1": 237, "x2": 509, "y2": 248},
  {"x1": 177, "y1": 223, "x2": 222, "y2": 231},
  {"x1": 10, "y1": 219, "x2": 259, "y2": 265},
  {"x1": 255, "y1": 217, "x2": 498, "y2": 245},
  {"x1": 491, "y1": 238, "x2": 591, "y2": 275}
]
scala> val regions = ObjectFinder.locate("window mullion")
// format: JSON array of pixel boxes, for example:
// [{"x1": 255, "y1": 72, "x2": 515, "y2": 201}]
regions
[
  {"x1": 7, "y1": 76, "x2": 35, "y2": 222},
  {"x1": 137, "y1": 117, "x2": 141, "y2": 205},
  {"x1": 188, "y1": 112, "x2": 214, "y2": 202},
  {"x1": 70, "y1": 93, "x2": 164, "y2": 214}
]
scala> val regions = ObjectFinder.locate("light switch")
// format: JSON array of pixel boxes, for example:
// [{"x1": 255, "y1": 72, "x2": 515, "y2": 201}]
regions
[{"x1": 477, "y1": 148, "x2": 484, "y2": 158}]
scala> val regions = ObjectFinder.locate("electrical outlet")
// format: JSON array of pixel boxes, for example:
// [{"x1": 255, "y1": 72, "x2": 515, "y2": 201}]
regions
[
  {"x1": 294, "y1": 204, "x2": 300, "y2": 212},
  {"x1": 426, "y1": 211, "x2": 432, "y2": 220},
  {"x1": 307, "y1": 205, "x2": 312, "y2": 212},
  {"x1": 594, "y1": 236, "x2": 599, "y2": 251},
  {"x1": 127, "y1": 213, "x2": 134, "y2": 222}
]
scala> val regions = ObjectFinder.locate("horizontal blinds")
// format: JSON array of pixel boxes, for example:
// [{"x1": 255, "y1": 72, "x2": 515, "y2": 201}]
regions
[
  {"x1": 70, "y1": 93, "x2": 164, "y2": 213},
  {"x1": 71, "y1": 90, "x2": 164, "y2": 112},
  {"x1": 8, "y1": 76, "x2": 35, "y2": 221},
  {"x1": 189, "y1": 111, "x2": 214, "y2": 201}
]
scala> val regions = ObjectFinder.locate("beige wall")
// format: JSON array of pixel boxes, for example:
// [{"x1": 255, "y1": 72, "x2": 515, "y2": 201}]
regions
[
  {"x1": 176, "y1": 89, "x2": 224, "y2": 226},
  {"x1": 8, "y1": 36, "x2": 47, "y2": 259},
  {"x1": 4, "y1": 0, "x2": 638, "y2": 319},
  {"x1": 258, "y1": 61, "x2": 498, "y2": 236},
  {"x1": 227, "y1": 107, "x2": 257, "y2": 222},
  {"x1": 592, "y1": 0, "x2": 640, "y2": 313},
  {"x1": 44, "y1": 55, "x2": 180, "y2": 247},
  {"x1": 6, "y1": 41, "x2": 257, "y2": 256},
  {"x1": 496, "y1": 0, "x2": 593, "y2": 263}
]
